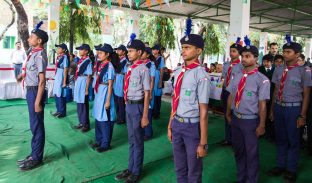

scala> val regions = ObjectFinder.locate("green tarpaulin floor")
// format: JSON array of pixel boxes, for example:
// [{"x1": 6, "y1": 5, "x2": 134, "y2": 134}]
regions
[{"x1": 0, "y1": 99, "x2": 311, "y2": 183}]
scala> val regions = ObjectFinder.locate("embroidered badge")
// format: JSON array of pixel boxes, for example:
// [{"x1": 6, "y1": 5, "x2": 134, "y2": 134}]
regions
[
  {"x1": 247, "y1": 91, "x2": 252, "y2": 97},
  {"x1": 131, "y1": 81, "x2": 138, "y2": 87},
  {"x1": 185, "y1": 89, "x2": 191, "y2": 96}
]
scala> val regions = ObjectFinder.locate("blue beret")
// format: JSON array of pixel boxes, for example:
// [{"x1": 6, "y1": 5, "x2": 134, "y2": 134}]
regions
[
  {"x1": 32, "y1": 29, "x2": 48, "y2": 44},
  {"x1": 97, "y1": 43, "x2": 113, "y2": 53},
  {"x1": 240, "y1": 45, "x2": 259, "y2": 57},
  {"x1": 145, "y1": 47, "x2": 153, "y2": 55},
  {"x1": 230, "y1": 43, "x2": 243, "y2": 52},
  {"x1": 94, "y1": 44, "x2": 103, "y2": 50},
  {"x1": 76, "y1": 44, "x2": 91, "y2": 51},
  {"x1": 115, "y1": 44, "x2": 128, "y2": 52},
  {"x1": 152, "y1": 44, "x2": 161, "y2": 50},
  {"x1": 180, "y1": 34, "x2": 204, "y2": 49},
  {"x1": 55, "y1": 43, "x2": 68, "y2": 51},
  {"x1": 127, "y1": 39, "x2": 145, "y2": 52},
  {"x1": 283, "y1": 42, "x2": 302, "y2": 53}
]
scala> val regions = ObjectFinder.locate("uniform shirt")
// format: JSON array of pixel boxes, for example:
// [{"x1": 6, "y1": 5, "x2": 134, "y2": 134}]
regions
[
  {"x1": 154, "y1": 56, "x2": 166, "y2": 96},
  {"x1": 173, "y1": 66, "x2": 210, "y2": 118},
  {"x1": 146, "y1": 61, "x2": 156, "y2": 77},
  {"x1": 222, "y1": 61, "x2": 243, "y2": 88},
  {"x1": 272, "y1": 65, "x2": 312, "y2": 102},
  {"x1": 113, "y1": 57, "x2": 128, "y2": 97},
  {"x1": 127, "y1": 63, "x2": 150, "y2": 101},
  {"x1": 11, "y1": 49, "x2": 26, "y2": 64},
  {"x1": 25, "y1": 50, "x2": 48, "y2": 86},
  {"x1": 227, "y1": 71, "x2": 270, "y2": 115}
]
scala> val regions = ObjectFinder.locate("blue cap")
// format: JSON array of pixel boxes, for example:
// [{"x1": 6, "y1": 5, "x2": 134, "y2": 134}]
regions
[
  {"x1": 283, "y1": 35, "x2": 302, "y2": 53},
  {"x1": 97, "y1": 43, "x2": 113, "y2": 53},
  {"x1": 152, "y1": 44, "x2": 161, "y2": 50},
  {"x1": 240, "y1": 36, "x2": 259, "y2": 57},
  {"x1": 76, "y1": 44, "x2": 91, "y2": 51},
  {"x1": 145, "y1": 47, "x2": 153, "y2": 55},
  {"x1": 180, "y1": 34, "x2": 204, "y2": 49},
  {"x1": 127, "y1": 40, "x2": 145, "y2": 52},
  {"x1": 55, "y1": 43, "x2": 68, "y2": 51},
  {"x1": 32, "y1": 21, "x2": 48, "y2": 44},
  {"x1": 115, "y1": 44, "x2": 128, "y2": 52},
  {"x1": 94, "y1": 44, "x2": 103, "y2": 51}
]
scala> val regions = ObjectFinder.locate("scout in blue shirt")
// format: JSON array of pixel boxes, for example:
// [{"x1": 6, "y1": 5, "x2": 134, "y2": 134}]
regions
[
  {"x1": 73, "y1": 44, "x2": 93, "y2": 133},
  {"x1": 51, "y1": 43, "x2": 69, "y2": 118},
  {"x1": 168, "y1": 18, "x2": 209, "y2": 183},
  {"x1": 141, "y1": 47, "x2": 156, "y2": 140},
  {"x1": 91, "y1": 44, "x2": 120, "y2": 152},
  {"x1": 267, "y1": 35, "x2": 312, "y2": 181},
  {"x1": 152, "y1": 44, "x2": 165, "y2": 119},
  {"x1": 220, "y1": 37, "x2": 243, "y2": 146},
  {"x1": 16, "y1": 21, "x2": 48, "y2": 171},
  {"x1": 90, "y1": 44, "x2": 103, "y2": 101},
  {"x1": 114, "y1": 45, "x2": 129, "y2": 124},
  {"x1": 115, "y1": 34, "x2": 150, "y2": 183},
  {"x1": 226, "y1": 36, "x2": 270, "y2": 183}
]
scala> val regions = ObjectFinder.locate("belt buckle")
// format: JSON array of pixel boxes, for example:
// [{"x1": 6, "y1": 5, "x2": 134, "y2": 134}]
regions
[
  {"x1": 236, "y1": 113, "x2": 242, "y2": 119},
  {"x1": 178, "y1": 117, "x2": 184, "y2": 123}
]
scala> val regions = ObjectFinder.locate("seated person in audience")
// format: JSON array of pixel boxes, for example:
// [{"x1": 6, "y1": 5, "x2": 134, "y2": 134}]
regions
[
  {"x1": 298, "y1": 53, "x2": 305, "y2": 66},
  {"x1": 216, "y1": 64, "x2": 223, "y2": 73},
  {"x1": 209, "y1": 63, "x2": 216, "y2": 73}
]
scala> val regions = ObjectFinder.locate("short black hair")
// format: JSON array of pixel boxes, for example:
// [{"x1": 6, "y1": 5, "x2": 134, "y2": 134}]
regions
[
  {"x1": 270, "y1": 42, "x2": 278, "y2": 47},
  {"x1": 274, "y1": 54, "x2": 284, "y2": 61},
  {"x1": 299, "y1": 53, "x2": 305, "y2": 61},
  {"x1": 262, "y1": 54, "x2": 273, "y2": 62}
]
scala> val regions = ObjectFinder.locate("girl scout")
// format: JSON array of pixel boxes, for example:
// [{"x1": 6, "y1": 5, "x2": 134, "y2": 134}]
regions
[
  {"x1": 168, "y1": 18, "x2": 209, "y2": 183},
  {"x1": 91, "y1": 44, "x2": 119, "y2": 152},
  {"x1": 74, "y1": 44, "x2": 93, "y2": 133},
  {"x1": 226, "y1": 36, "x2": 270, "y2": 183},
  {"x1": 115, "y1": 34, "x2": 150, "y2": 183},
  {"x1": 141, "y1": 47, "x2": 156, "y2": 140},
  {"x1": 16, "y1": 21, "x2": 48, "y2": 171},
  {"x1": 114, "y1": 45, "x2": 128, "y2": 124},
  {"x1": 52, "y1": 43, "x2": 69, "y2": 118}
]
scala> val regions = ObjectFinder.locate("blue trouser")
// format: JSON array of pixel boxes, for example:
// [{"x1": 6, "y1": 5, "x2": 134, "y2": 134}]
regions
[
  {"x1": 171, "y1": 118, "x2": 202, "y2": 183},
  {"x1": 115, "y1": 94, "x2": 126, "y2": 123},
  {"x1": 55, "y1": 95, "x2": 66, "y2": 115},
  {"x1": 14, "y1": 64, "x2": 22, "y2": 78},
  {"x1": 95, "y1": 110, "x2": 114, "y2": 148},
  {"x1": 126, "y1": 103, "x2": 144, "y2": 176},
  {"x1": 274, "y1": 104, "x2": 301, "y2": 173},
  {"x1": 77, "y1": 95, "x2": 90, "y2": 128},
  {"x1": 144, "y1": 109, "x2": 153, "y2": 138},
  {"x1": 153, "y1": 96, "x2": 161, "y2": 117},
  {"x1": 222, "y1": 89, "x2": 231, "y2": 143},
  {"x1": 231, "y1": 115, "x2": 259, "y2": 183},
  {"x1": 26, "y1": 88, "x2": 46, "y2": 161}
]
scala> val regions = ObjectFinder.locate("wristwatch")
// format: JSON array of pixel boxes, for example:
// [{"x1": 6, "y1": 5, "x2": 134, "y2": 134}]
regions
[
  {"x1": 299, "y1": 115, "x2": 306, "y2": 119},
  {"x1": 199, "y1": 144, "x2": 209, "y2": 150}
]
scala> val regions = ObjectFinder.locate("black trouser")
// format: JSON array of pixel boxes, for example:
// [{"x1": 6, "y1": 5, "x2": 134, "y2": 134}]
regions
[{"x1": 265, "y1": 100, "x2": 275, "y2": 141}]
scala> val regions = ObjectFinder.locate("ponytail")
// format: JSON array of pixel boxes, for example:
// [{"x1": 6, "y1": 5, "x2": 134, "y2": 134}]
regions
[{"x1": 109, "y1": 52, "x2": 122, "y2": 73}]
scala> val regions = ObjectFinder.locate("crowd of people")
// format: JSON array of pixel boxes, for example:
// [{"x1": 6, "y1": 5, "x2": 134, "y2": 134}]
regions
[{"x1": 11, "y1": 19, "x2": 312, "y2": 183}]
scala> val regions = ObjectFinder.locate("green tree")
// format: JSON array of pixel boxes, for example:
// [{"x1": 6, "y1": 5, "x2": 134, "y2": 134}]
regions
[
  {"x1": 139, "y1": 15, "x2": 175, "y2": 49},
  {"x1": 59, "y1": 1, "x2": 102, "y2": 53},
  {"x1": 202, "y1": 24, "x2": 227, "y2": 56}
]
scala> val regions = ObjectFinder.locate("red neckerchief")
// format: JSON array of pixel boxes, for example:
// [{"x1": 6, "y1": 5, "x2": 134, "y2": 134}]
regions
[
  {"x1": 94, "y1": 61, "x2": 110, "y2": 93},
  {"x1": 123, "y1": 60, "x2": 144, "y2": 102},
  {"x1": 171, "y1": 60, "x2": 200, "y2": 116},
  {"x1": 234, "y1": 67, "x2": 258, "y2": 109},
  {"x1": 226, "y1": 59, "x2": 240, "y2": 87},
  {"x1": 277, "y1": 63, "x2": 299, "y2": 101}
]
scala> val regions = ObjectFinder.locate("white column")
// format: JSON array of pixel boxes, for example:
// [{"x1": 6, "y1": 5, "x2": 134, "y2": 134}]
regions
[
  {"x1": 225, "y1": 0, "x2": 250, "y2": 62},
  {"x1": 304, "y1": 38, "x2": 312, "y2": 59},
  {"x1": 129, "y1": 11, "x2": 140, "y2": 37},
  {"x1": 258, "y1": 32, "x2": 268, "y2": 65},
  {"x1": 47, "y1": 0, "x2": 61, "y2": 63}
]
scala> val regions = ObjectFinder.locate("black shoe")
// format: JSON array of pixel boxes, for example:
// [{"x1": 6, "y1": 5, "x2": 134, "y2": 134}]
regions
[
  {"x1": 267, "y1": 167, "x2": 286, "y2": 176},
  {"x1": 90, "y1": 143, "x2": 100, "y2": 149},
  {"x1": 96, "y1": 147, "x2": 110, "y2": 153},
  {"x1": 284, "y1": 171, "x2": 297, "y2": 181},
  {"x1": 218, "y1": 140, "x2": 231, "y2": 146},
  {"x1": 19, "y1": 159, "x2": 43, "y2": 171},
  {"x1": 153, "y1": 116, "x2": 160, "y2": 119},
  {"x1": 125, "y1": 174, "x2": 140, "y2": 183},
  {"x1": 116, "y1": 121, "x2": 125, "y2": 125},
  {"x1": 74, "y1": 124, "x2": 83, "y2": 129},
  {"x1": 144, "y1": 136, "x2": 152, "y2": 141},
  {"x1": 81, "y1": 127, "x2": 90, "y2": 133},
  {"x1": 115, "y1": 169, "x2": 132, "y2": 181},
  {"x1": 17, "y1": 155, "x2": 31, "y2": 165},
  {"x1": 56, "y1": 114, "x2": 66, "y2": 118},
  {"x1": 51, "y1": 112, "x2": 60, "y2": 117}
]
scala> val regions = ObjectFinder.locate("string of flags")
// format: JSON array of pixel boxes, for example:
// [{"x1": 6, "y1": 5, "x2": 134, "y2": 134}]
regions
[{"x1": 21, "y1": 0, "x2": 193, "y2": 9}]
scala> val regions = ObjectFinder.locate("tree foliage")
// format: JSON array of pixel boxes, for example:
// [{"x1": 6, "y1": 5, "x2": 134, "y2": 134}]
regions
[
  {"x1": 202, "y1": 24, "x2": 227, "y2": 56},
  {"x1": 139, "y1": 15, "x2": 175, "y2": 49},
  {"x1": 59, "y1": 1, "x2": 102, "y2": 48}
]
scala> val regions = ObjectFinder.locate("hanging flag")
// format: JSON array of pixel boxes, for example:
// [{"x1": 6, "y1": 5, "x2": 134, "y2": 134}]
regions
[
  {"x1": 135, "y1": 0, "x2": 140, "y2": 8},
  {"x1": 86, "y1": 0, "x2": 90, "y2": 6},
  {"x1": 96, "y1": 0, "x2": 101, "y2": 5},
  {"x1": 77, "y1": 9, "x2": 82, "y2": 15},
  {"x1": 83, "y1": 9, "x2": 88, "y2": 16},
  {"x1": 146, "y1": 0, "x2": 151, "y2": 9},
  {"x1": 75, "y1": 0, "x2": 81, "y2": 6},
  {"x1": 106, "y1": 0, "x2": 112, "y2": 8},
  {"x1": 72, "y1": 9, "x2": 77, "y2": 15},
  {"x1": 130, "y1": 19, "x2": 134, "y2": 24},
  {"x1": 102, "y1": 13, "x2": 105, "y2": 19},
  {"x1": 156, "y1": 0, "x2": 162, "y2": 8},
  {"x1": 118, "y1": 0, "x2": 122, "y2": 7},
  {"x1": 126, "y1": 0, "x2": 132, "y2": 8},
  {"x1": 135, "y1": 20, "x2": 138, "y2": 26},
  {"x1": 64, "y1": 5, "x2": 70, "y2": 12},
  {"x1": 59, "y1": 6, "x2": 63, "y2": 12},
  {"x1": 105, "y1": 15, "x2": 109, "y2": 23}
]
